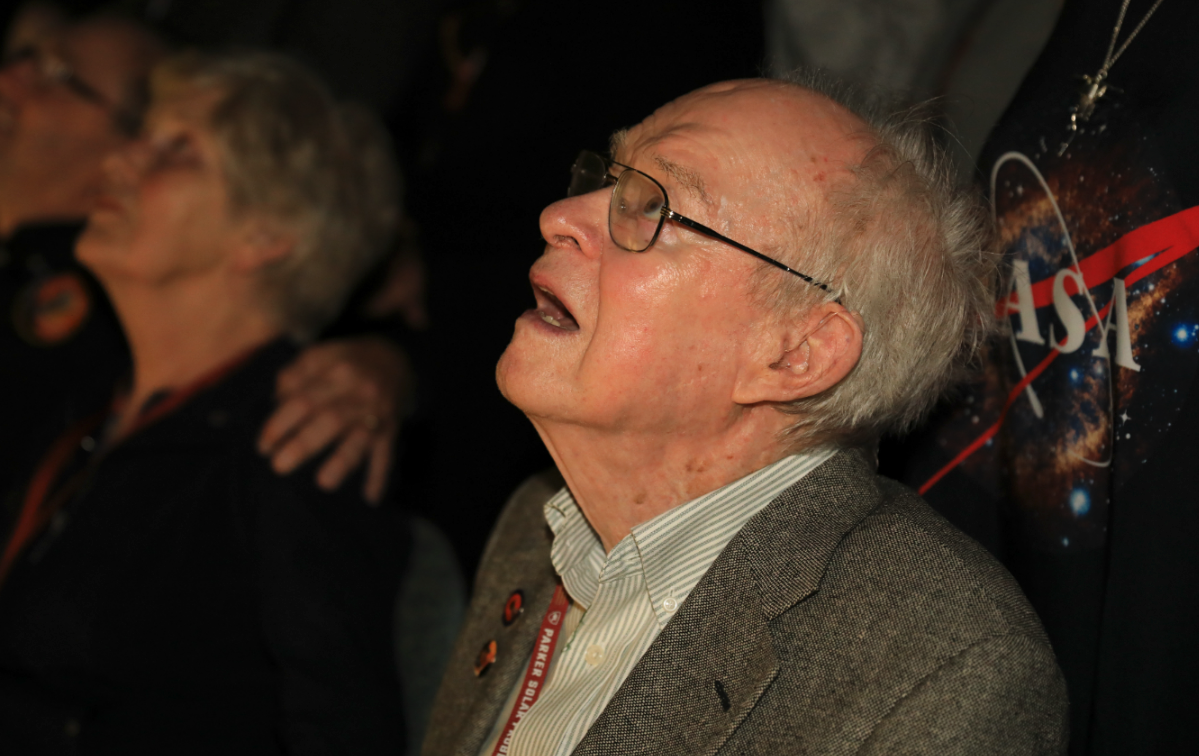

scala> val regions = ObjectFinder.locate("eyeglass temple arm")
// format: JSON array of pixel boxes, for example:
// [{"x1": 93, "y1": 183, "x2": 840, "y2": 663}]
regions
[{"x1": 663, "y1": 210, "x2": 837, "y2": 297}]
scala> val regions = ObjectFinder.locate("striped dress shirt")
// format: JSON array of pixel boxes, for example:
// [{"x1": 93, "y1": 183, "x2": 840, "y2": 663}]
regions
[{"x1": 477, "y1": 448, "x2": 837, "y2": 756}]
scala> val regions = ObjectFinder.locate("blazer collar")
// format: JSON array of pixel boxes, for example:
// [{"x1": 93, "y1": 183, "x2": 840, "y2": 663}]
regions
[
  {"x1": 740, "y1": 447, "x2": 883, "y2": 619},
  {"x1": 573, "y1": 448, "x2": 883, "y2": 756}
]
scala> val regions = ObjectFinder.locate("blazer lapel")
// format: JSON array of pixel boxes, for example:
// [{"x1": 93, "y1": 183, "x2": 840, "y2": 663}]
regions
[
  {"x1": 451, "y1": 572, "x2": 561, "y2": 756},
  {"x1": 573, "y1": 538, "x2": 779, "y2": 756},
  {"x1": 741, "y1": 448, "x2": 884, "y2": 618},
  {"x1": 423, "y1": 471, "x2": 564, "y2": 756},
  {"x1": 574, "y1": 449, "x2": 883, "y2": 755}
]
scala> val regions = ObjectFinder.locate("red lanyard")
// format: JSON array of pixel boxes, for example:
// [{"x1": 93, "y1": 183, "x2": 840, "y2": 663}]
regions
[
  {"x1": 0, "y1": 345, "x2": 260, "y2": 588},
  {"x1": 0, "y1": 410, "x2": 105, "y2": 586},
  {"x1": 490, "y1": 584, "x2": 570, "y2": 756}
]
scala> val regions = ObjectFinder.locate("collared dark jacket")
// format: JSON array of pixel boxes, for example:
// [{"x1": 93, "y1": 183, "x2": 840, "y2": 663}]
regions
[
  {"x1": 0, "y1": 339, "x2": 408, "y2": 755},
  {"x1": 424, "y1": 450, "x2": 1069, "y2": 755}
]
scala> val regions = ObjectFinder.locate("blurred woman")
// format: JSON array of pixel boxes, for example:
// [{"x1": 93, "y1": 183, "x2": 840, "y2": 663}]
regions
[{"x1": 0, "y1": 51, "x2": 407, "y2": 753}]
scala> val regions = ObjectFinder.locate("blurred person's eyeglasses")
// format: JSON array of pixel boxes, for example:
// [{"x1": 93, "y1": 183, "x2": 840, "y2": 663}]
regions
[
  {"x1": 567, "y1": 150, "x2": 836, "y2": 298},
  {"x1": 3, "y1": 46, "x2": 140, "y2": 135}
]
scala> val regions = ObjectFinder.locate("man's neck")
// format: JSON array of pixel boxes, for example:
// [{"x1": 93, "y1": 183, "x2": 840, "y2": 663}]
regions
[{"x1": 531, "y1": 410, "x2": 796, "y2": 552}]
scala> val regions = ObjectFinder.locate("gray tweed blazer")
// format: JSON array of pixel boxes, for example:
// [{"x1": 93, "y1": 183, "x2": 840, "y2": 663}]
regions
[{"x1": 423, "y1": 450, "x2": 1068, "y2": 755}]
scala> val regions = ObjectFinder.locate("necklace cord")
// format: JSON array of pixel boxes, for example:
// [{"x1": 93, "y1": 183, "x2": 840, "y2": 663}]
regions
[{"x1": 1103, "y1": 0, "x2": 1166, "y2": 75}]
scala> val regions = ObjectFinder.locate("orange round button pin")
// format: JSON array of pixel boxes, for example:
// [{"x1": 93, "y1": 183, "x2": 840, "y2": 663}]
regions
[
  {"x1": 474, "y1": 639, "x2": 497, "y2": 677},
  {"x1": 14, "y1": 273, "x2": 91, "y2": 347},
  {"x1": 503, "y1": 590, "x2": 524, "y2": 626}
]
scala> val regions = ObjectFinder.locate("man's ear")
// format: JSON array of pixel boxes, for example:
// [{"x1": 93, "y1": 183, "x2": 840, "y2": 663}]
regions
[
  {"x1": 230, "y1": 220, "x2": 295, "y2": 274},
  {"x1": 733, "y1": 302, "x2": 863, "y2": 405}
]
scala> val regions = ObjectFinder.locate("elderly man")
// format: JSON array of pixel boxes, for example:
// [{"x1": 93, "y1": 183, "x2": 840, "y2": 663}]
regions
[
  {"x1": 0, "y1": 10, "x2": 406, "y2": 502},
  {"x1": 424, "y1": 75, "x2": 1069, "y2": 755}
]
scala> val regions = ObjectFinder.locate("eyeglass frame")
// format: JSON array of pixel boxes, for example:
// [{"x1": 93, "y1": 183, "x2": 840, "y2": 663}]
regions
[
  {"x1": 568, "y1": 150, "x2": 837, "y2": 299},
  {"x1": 3, "y1": 46, "x2": 141, "y2": 135}
]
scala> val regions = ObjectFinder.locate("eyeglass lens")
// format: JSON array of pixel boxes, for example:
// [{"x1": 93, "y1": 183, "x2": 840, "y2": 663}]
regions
[
  {"x1": 567, "y1": 151, "x2": 609, "y2": 197},
  {"x1": 610, "y1": 171, "x2": 666, "y2": 252},
  {"x1": 569, "y1": 151, "x2": 668, "y2": 253}
]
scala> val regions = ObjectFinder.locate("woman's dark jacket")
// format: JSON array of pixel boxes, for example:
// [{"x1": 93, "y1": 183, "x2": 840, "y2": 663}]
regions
[{"x1": 0, "y1": 339, "x2": 408, "y2": 755}]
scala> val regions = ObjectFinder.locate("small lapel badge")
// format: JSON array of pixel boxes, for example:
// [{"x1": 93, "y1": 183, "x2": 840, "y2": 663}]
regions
[
  {"x1": 14, "y1": 272, "x2": 91, "y2": 346},
  {"x1": 503, "y1": 590, "x2": 524, "y2": 626},
  {"x1": 474, "y1": 639, "x2": 497, "y2": 677}
]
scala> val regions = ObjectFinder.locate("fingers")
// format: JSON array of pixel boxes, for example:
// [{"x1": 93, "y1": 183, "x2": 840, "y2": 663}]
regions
[
  {"x1": 362, "y1": 432, "x2": 394, "y2": 505},
  {"x1": 257, "y1": 395, "x2": 315, "y2": 457},
  {"x1": 268, "y1": 407, "x2": 346, "y2": 475},
  {"x1": 316, "y1": 425, "x2": 374, "y2": 492},
  {"x1": 262, "y1": 337, "x2": 411, "y2": 496}
]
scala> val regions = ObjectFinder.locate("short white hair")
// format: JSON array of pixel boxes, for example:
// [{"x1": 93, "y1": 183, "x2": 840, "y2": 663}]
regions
[
  {"x1": 153, "y1": 51, "x2": 399, "y2": 340},
  {"x1": 760, "y1": 69, "x2": 1001, "y2": 448}
]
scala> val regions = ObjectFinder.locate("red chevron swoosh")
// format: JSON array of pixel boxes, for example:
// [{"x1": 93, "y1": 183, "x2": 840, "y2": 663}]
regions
[
  {"x1": 921, "y1": 206, "x2": 1199, "y2": 496},
  {"x1": 996, "y1": 205, "x2": 1199, "y2": 314}
]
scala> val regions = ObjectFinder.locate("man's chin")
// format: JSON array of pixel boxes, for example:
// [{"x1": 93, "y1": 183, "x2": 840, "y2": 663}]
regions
[
  {"x1": 495, "y1": 345, "x2": 525, "y2": 407},
  {"x1": 496, "y1": 345, "x2": 561, "y2": 419}
]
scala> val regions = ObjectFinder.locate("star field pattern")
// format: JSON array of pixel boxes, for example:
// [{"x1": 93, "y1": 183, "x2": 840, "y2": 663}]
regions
[{"x1": 920, "y1": 80, "x2": 1199, "y2": 554}]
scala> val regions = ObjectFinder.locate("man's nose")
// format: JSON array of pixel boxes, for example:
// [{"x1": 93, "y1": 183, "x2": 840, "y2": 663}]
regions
[{"x1": 538, "y1": 192, "x2": 609, "y2": 261}]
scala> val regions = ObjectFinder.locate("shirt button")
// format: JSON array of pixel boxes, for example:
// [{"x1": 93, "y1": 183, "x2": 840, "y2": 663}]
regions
[
  {"x1": 584, "y1": 644, "x2": 604, "y2": 667},
  {"x1": 80, "y1": 436, "x2": 96, "y2": 452},
  {"x1": 662, "y1": 597, "x2": 679, "y2": 613}
]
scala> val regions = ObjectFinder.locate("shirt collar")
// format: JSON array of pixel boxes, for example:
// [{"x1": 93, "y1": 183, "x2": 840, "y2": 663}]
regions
[{"x1": 544, "y1": 447, "x2": 838, "y2": 623}]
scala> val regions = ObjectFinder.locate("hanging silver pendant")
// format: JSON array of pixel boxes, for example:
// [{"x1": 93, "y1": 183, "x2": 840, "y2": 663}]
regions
[
  {"x1": 1057, "y1": 0, "x2": 1166, "y2": 156},
  {"x1": 1074, "y1": 71, "x2": 1110, "y2": 127},
  {"x1": 1059, "y1": 72, "x2": 1120, "y2": 156}
]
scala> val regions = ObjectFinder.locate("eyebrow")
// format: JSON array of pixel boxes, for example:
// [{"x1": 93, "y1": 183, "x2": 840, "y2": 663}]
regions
[
  {"x1": 608, "y1": 128, "x2": 713, "y2": 206},
  {"x1": 653, "y1": 155, "x2": 712, "y2": 207},
  {"x1": 608, "y1": 129, "x2": 628, "y2": 156}
]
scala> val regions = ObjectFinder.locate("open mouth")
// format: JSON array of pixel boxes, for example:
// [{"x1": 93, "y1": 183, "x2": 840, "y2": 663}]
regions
[{"x1": 533, "y1": 284, "x2": 579, "y2": 331}]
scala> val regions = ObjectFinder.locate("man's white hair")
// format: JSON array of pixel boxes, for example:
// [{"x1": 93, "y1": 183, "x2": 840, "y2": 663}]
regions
[{"x1": 761, "y1": 69, "x2": 1002, "y2": 448}]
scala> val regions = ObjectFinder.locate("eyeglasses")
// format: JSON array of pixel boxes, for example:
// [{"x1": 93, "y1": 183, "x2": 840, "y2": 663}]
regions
[
  {"x1": 567, "y1": 150, "x2": 835, "y2": 297},
  {"x1": 3, "y1": 46, "x2": 140, "y2": 135}
]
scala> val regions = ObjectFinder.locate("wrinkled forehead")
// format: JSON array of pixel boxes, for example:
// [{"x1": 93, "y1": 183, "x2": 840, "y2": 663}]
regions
[{"x1": 614, "y1": 81, "x2": 872, "y2": 208}]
